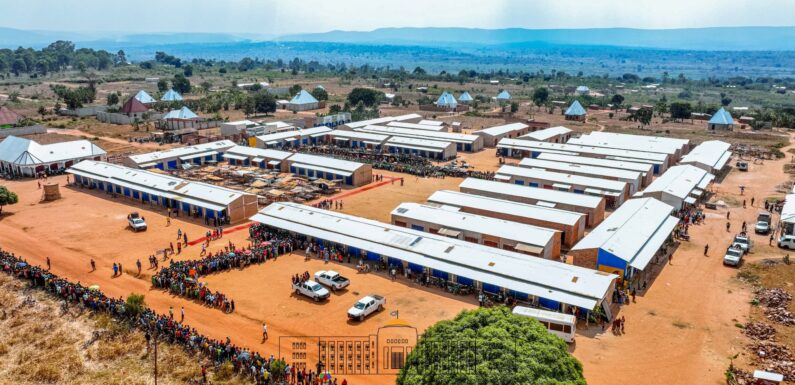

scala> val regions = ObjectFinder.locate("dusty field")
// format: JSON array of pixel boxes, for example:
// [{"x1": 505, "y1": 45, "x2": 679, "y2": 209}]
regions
[
  {"x1": 0, "y1": 175, "x2": 475, "y2": 385},
  {"x1": 0, "y1": 273, "x2": 250, "y2": 385}
]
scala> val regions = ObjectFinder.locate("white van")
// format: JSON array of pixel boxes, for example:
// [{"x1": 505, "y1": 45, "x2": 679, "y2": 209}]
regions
[{"x1": 512, "y1": 306, "x2": 576, "y2": 343}]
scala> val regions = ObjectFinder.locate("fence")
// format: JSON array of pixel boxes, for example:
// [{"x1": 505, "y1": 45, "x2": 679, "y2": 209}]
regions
[
  {"x1": 155, "y1": 120, "x2": 222, "y2": 130},
  {"x1": 59, "y1": 106, "x2": 108, "y2": 117},
  {"x1": 0, "y1": 124, "x2": 47, "y2": 138},
  {"x1": 96, "y1": 112, "x2": 163, "y2": 125}
]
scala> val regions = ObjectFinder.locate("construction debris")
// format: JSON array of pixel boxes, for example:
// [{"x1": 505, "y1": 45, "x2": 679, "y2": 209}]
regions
[
  {"x1": 744, "y1": 322, "x2": 777, "y2": 341},
  {"x1": 764, "y1": 307, "x2": 795, "y2": 326},
  {"x1": 756, "y1": 288, "x2": 793, "y2": 308},
  {"x1": 750, "y1": 341, "x2": 793, "y2": 361}
]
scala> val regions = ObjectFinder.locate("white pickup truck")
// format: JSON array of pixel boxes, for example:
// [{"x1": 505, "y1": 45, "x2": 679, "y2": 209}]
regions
[
  {"x1": 347, "y1": 295, "x2": 385, "y2": 321},
  {"x1": 723, "y1": 246, "x2": 744, "y2": 266},
  {"x1": 292, "y1": 280, "x2": 330, "y2": 302},
  {"x1": 127, "y1": 212, "x2": 147, "y2": 232},
  {"x1": 314, "y1": 270, "x2": 350, "y2": 291}
]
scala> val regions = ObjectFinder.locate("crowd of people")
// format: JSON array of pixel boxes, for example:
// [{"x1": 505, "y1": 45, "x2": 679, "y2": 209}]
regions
[
  {"x1": 299, "y1": 144, "x2": 497, "y2": 179},
  {"x1": 0, "y1": 248, "x2": 288, "y2": 384}
]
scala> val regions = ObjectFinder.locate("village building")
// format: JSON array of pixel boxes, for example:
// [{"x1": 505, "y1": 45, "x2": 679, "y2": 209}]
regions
[
  {"x1": 564, "y1": 100, "x2": 587, "y2": 121},
  {"x1": 384, "y1": 136, "x2": 457, "y2": 160},
  {"x1": 496, "y1": 90, "x2": 512, "y2": 102},
  {"x1": 68, "y1": 160, "x2": 258, "y2": 224},
  {"x1": 459, "y1": 178, "x2": 606, "y2": 227},
  {"x1": 328, "y1": 130, "x2": 389, "y2": 150},
  {"x1": 639, "y1": 165, "x2": 715, "y2": 210},
  {"x1": 386, "y1": 121, "x2": 449, "y2": 132},
  {"x1": 472, "y1": 122, "x2": 530, "y2": 147},
  {"x1": 707, "y1": 107, "x2": 735, "y2": 131},
  {"x1": 535, "y1": 153, "x2": 654, "y2": 187},
  {"x1": 160, "y1": 89, "x2": 184, "y2": 102},
  {"x1": 391, "y1": 203, "x2": 561, "y2": 259},
  {"x1": 567, "y1": 131, "x2": 690, "y2": 164},
  {"x1": 126, "y1": 140, "x2": 236, "y2": 170},
  {"x1": 120, "y1": 97, "x2": 150, "y2": 118},
  {"x1": 134, "y1": 90, "x2": 156, "y2": 104},
  {"x1": 0, "y1": 135, "x2": 107, "y2": 177},
  {"x1": 435, "y1": 91, "x2": 458, "y2": 110},
  {"x1": 286, "y1": 90, "x2": 320, "y2": 112},
  {"x1": 221, "y1": 146, "x2": 293, "y2": 171},
  {"x1": 496, "y1": 165, "x2": 629, "y2": 208},
  {"x1": 568, "y1": 198, "x2": 678, "y2": 282},
  {"x1": 518, "y1": 157, "x2": 643, "y2": 194},
  {"x1": 426, "y1": 190, "x2": 586, "y2": 248},
  {"x1": 518, "y1": 126, "x2": 573, "y2": 143},
  {"x1": 254, "y1": 126, "x2": 332, "y2": 148},
  {"x1": 679, "y1": 140, "x2": 732, "y2": 174},
  {"x1": 354, "y1": 125, "x2": 484, "y2": 152},
  {"x1": 341, "y1": 113, "x2": 423, "y2": 130},
  {"x1": 458, "y1": 92, "x2": 474, "y2": 104}
]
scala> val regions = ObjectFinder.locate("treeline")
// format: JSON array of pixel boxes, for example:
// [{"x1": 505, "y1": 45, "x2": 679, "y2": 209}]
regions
[{"x1": 0, "y1": 41, "x2": 126, "y2": 77}]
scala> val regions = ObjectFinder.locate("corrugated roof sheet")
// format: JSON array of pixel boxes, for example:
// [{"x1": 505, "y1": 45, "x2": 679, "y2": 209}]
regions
[
  {"x1": 497, "y1": 165, "x2": 627, "y2": 193},
  {"x1": 289, "y1": 90, "x2": 319, "y2": 105},
  {"x1": 474, "y1": 122, "x2": 529, "y2": 137},
  {"x1": 519, "y1": 126, "x2": 572, "y2": 141},
  {"x1": 565, "y1": 100, "x2": 586, "y2": 116},
  {"x1": 160, "y1": 89, "x2": 183, "y2": 102},
  {"x1": 459, "y1": 177, "x2": 604, "y2": 209},
  {"x1": 128, "y1": 140, "x2": 236, "y2": 164},
  {"x1": 427, "y1": 190, "x2": 584, "y2": 226},
  {"x1": 496, "y1": 90, "x2": 512, "y2": 100},
  {"x1": 134, "y1": 90, "x2": 156, "y2": 104},
  {"x1": 458, "y1": 91, "x2": 473, "y2": 101},
  {"x1": 435, "y1": 91, "x2": 457, "y2": 107},
  {"x1": 642, "y1": 165, "x2": 714, "y2": 199},
  {"x1": 709, "y1": 107, "x2": 734, "y2": 125},
  {"x1": 0, "y1": 135, "x2": 105, "y2": 165},
  {"x1": 162, "y1": 106, "x2": 197, "y2": 120},
  {"x1": 680, "y1": 140, "x2": 732, "y2": 171}
]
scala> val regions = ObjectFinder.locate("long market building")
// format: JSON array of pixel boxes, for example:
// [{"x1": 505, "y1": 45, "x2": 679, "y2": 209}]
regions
[
  {"x1": 68, "y1": 160, "x2": 258, "y2": 223},
  {"x1": 125, "y1": 140, "x2": 236, "y2": 170},
  {"x1": 496, "y1": 165, "x2": 629, "y2": 208},
  {"x1": 250, "y1": 202, "x2": 618, "y2": 315},
  {"x1": 0, "y1": 135, "x2": 107, "y2": 177}
]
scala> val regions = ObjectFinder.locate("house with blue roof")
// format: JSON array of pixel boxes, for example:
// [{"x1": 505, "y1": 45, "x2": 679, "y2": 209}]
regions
[
  {"x1": 287, "y1": 90, "x2": 320, "y2": 111},
  {"x1": 134, "y1": 90, "x2": 156, "y2": 104},
  {"x1": 707, "y1": 107, "x2": 735, "y2": 131},
  {"x1": 161, "y1": 89, "x2": 184, "y2": 102},
  {"x1": 576, "y1": 85, "x2": 590, "y2": 95},
  {"x1": 162, "y1": 106, "x2": 198, "y2": 120},
  {"x1": 496, "y1": 90, "x2": 512, "y2": 101},
  {"x1": 458, "y1": 91, "x2": 474, "y2": 104},
  {"x1": 435, "y1": 91, "x2": 458, "y2": 110},
  {"x1": 564, "y1": 100, "x2": 587, "y2": 122}
]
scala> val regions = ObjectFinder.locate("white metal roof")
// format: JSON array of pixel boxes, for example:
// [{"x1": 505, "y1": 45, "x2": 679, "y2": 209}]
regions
[
  {"x1": 568, "y1": 131, "x2": 688, "y2": 156},
  {"x1": 680, "y1": 140, "x2": 732, "y2": 171},
  {"x1": 68, "y1": 160, "x2": 253, "y2": 208},
  {"x1": 536, "y1": 153, "x2": 653, "y2": 176},
  {"x1": 781, "y1": 194, "x2": 795, "y2": 224},
  {"x1": 385, "y1": 136, "x2": 453, "y2": 150},
  {"x1": 459, "y1": 178, "x2": 603, "y2": 209},
  {"x1": 497, "y1": 138, "x2": 668, "y2": 163},
  {"x1": 357, "y1": 125, "x2": 480, "y2": 144},
  {"x1": 519, "y1": 158, "x2": 642, "y2": 182},
  {"x1": 417, "y1": 119, "x2": 445, "y2": 126},
  {"x1": 512, "y1": 306, "x2": 576, "y2": 324},
  {"x1": 0, "y1": 135, "x2": 106, "y2": 165},
  {"x1": 392, "y1": 202, "x2": 558, "y2": 248},
  {"x1": 224, "y1": 145, "x2": 293, "y2": 161},
  {"x1": 642, "y1": 165, "x2": 714, "y2": 200},
  {"x1": 571, "y1": 198, "x2": 677, "y2": 270},
  {"x1": 519, "y1": 126, "x2": 573, "y2": 141},
  {"x1": 473, "y1": 122, "x2": 529, "y2": 137},
  {"x1": 255, "y1": 126, "x2": 331, "y2": 144},
  {"x1": 427, "y1": 190, "x2": 584, "y2": 226},
  {"x1": 497, "y1": 165, "x2": 627, "y2": 193},
  {"x1": 251, "y1": 202, "x2": 616, "y2": 309},
  {"x1": 344, "y1": 113, "x2": 422, "y2": 129},
  {"x1": 128, "y1": 140, "x2": 236, "y2": 165},
  {"x1": 287, "y1": 153, "x2": 365, "y2": 173},
  {"x1": 386, "y1": 121, "x2": 447, "y2": 132},
  {"x1": 328, "y1": 130, "x2": 389, "y2": 142}
]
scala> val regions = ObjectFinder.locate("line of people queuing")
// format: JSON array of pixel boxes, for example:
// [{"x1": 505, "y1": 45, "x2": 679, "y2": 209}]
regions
[{"x1": 0, "y1": 248, "x2": 287, "y2": 384}]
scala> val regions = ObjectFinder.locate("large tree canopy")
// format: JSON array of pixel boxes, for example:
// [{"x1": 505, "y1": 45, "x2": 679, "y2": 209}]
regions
[
  {"x1": 398, "y1": 307, "x2": 585, "y2": 385},
  {"x1": 346, "y1": 88, "x2": 384, "y2": 108}
]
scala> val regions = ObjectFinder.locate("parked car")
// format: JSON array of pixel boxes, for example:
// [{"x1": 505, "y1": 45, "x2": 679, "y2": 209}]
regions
[
  {"x1": 732, "y1": 234, "x2": 752, "y2": 254},
  {"x1": 292, "y1": 280, "x2": 330, "y2": 302},
  {"x1": 736, "y1": 161, "x2": 749, "y2": 171},
  {"x1": 723, "y1": 246, "x2": 744, "y2": 266},
  {"x1": 314, "y1": 270, "x2": 350, "y2": 291},
  {"x1": 127, "y1": 212, "x2": 147, "y2": 232},
  {"x1": 755, "y1": 211, "x2": 772, "y2": 234},
  {"x1": 347, "y1": 295, "x2": 385, "y2": 321},
  {"x1": 778, "y1": 235, "x2": 795, "y2": 249}
]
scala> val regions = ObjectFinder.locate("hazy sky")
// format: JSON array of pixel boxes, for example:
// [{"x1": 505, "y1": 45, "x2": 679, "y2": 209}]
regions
[{"x1": 2, "y1": 0, "x2": 793, "y2": 35}]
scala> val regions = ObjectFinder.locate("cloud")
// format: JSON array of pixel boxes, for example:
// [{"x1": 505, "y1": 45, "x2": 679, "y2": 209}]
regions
[{"x1": 0, "y1": 0, "x2": 792, "y2": 34}]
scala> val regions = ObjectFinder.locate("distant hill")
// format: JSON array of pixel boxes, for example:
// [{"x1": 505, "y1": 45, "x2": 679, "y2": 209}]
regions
[
  {"x1": 279, "y1": 27, "x2": 795, "y2": 51},
  {"x1": 0, "y1": 27, "x2": 269, "y2": 48}
]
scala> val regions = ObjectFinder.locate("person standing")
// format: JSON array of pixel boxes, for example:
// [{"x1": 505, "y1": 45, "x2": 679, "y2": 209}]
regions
[
  {"x1": 704, "y1": 244, "x2": 709, "y2": 256},
  {"x1": 46, "y1": 257, "x2": 51, "y2": 270},
  {"x1": 262, "y1": 321, "x2": 268, "y2": 341},
  {"x1": 169, "y1": 306, "x2": 174, "y2": 319},
  {"x1": 90, "y1": 259, "x2": 96, "y2": 272},
  {"x1": 112, "y1": 263, "x2": 118, "y2": 277},
  {"x1": 136, "y1": 259, "x2": 142, "y2": 275},
  {"x1": 180, "y1": 306, "x2": 184, "y2": 322}
]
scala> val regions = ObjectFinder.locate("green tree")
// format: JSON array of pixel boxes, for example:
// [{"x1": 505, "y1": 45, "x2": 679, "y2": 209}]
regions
[
  {"x1": 289, "y1": 84, "x2": 302, "y2": 97},
  {"x1": 253, "y1": 91, "x2": 277, "y2": 115},
  {"x1": 347, "y1": 88, "x2": 384, "y2": 108},
  {"x1": 0, "y1": 186, "x2": 19, "y2": 215},
  {"x1": 398, "y1": 307, "x2": 585, "y2": 385},
  {"x1": 413, "y1": 66, "x2": 426, "y2": 75},
  {"x1": 182, "y1": 64, "x2": 193, "y2": 77},
  {"x1": 532, "y1": 87, "x2": 549, "y2": 109},
  {"x1": 669, "y1": 102, "x2": 692, "y2": 121},
  {"x1": 125, "y1": 293, "x2": 146, "y2": 318},
  {"x1": 172, "y1": 74, "x2": 191, "y2": 94},
  {"x1": 635, "y1": 108, "x2": 653, "y2": 126},
  {"x1": 311, "y1": 87, "x2": 329, "y2": 101},
  {"x1": 610, "y1": 94, "x2": 625, "y2": 109},
  {"x1": 157, "y1": 79, "x2": 169, "y2": 92},
  {"x1": 721, "y1": 97, "x2": 732, "y2": 106},
  {"x1": 510, "y1": 101, "x2": 519, "y2": 113},
  {"x1": 106, "y1": 92, "x2": 119, "y2": 106}
]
